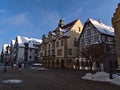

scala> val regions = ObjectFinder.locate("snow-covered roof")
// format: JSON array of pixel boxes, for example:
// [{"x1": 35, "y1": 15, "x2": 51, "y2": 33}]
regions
[
  {"x1": 51, "y1": 28, "x2": 70, "y2": 39},
  {"x1": 51, "y1": 19, "x2": 79, "y2": 39},
  {"x1": 61, "y1": 19, "x2": 78, "y2": 29},
  {"x1": 63, "y1": 31, "x2": 70, "y2": 37},
  {"x1": 60, "y1": 28, "x2": 66, "y2": 33},
  {"x1": 89, "y1": 18, "x2": 115, "y2": 36},
  {"x1": 42, "y1": 19, "x2": 80, "y2": 43},
  {"x1": 11, "y1": 40, "x2": 15, "y2": 47},
  {"x1": 51, "y1": 32, "x2": 56, "y2": 36},
  {"x1": 16, "y1": 36, "x2": 42, "y2": 48},
  {"x1": 12, "y1": 40, "x2": 15, "y2": 45},
  {"x1": 2, "y1": 44, "x2": 10, "y2": 54}
]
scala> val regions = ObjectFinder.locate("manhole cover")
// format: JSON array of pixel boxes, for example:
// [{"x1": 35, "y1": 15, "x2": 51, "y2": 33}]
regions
[{"x1": 2, "y1": 79, "x2": 23, "y2": 83}]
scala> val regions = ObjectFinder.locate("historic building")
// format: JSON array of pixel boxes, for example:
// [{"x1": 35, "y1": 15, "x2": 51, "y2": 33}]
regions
[
  {"x1": 112, "y1": 3, "x2": 120, "y2": 69},
  {"x1": 79, "y1": 18, "x2": 117, "y2": 72},
  {"x1": 9, "y1": 40, "x2": 16, "y2": 65},
  {"x1": 14, "y1": 36, "x2": 42, "y2": 64},
  {"x1": 39, "y1": 18, "x2": 83, "y2": 69},
  {"x1": 1, "y1": 44, "x2": 11, "y2": 63}
]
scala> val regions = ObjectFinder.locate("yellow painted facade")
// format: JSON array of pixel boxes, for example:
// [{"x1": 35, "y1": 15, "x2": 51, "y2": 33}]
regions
[
  {"x1": 112, "y1": 3, "x2": 120, "y2": 68},
  {"x1": 39, "y1": 19, "x2": 83, "y2": 69}
]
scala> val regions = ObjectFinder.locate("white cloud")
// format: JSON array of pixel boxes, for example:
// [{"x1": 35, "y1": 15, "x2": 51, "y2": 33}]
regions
[{"x1": 1, "y1": 12, "x2": 33, "y2": 27}]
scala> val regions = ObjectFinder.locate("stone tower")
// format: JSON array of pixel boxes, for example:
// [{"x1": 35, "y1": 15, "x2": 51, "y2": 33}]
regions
[{"x1": 58, "y1": 18, "x2": 65, "y2": 28}]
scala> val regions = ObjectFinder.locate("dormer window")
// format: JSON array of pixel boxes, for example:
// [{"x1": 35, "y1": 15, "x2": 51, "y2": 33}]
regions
[
  {"x1": 56, "y1": 41, "x2": 59, "y2": 47},
  {"x1": 56, "y1": 28, "x2": 63, "y2": 36},
  {"x1": 42, "y1": 34, "x2": 47, "y2": 43},
  {"x1": 48, "y1": 31, "x2": 52, "y2": 38},
  {"x1": 61, "y1": 40, "x2": 64, "y2": 46},
  {"x1": 56, "y1": 29, "x2": 60, "y2": 35}
]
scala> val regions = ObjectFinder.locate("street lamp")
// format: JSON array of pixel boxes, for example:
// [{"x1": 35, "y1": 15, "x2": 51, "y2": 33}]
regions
[
  {"x1": 101, "y1": 41, "x2": 113, "y2": 79},
  {"x1": 106, "y1": 42, "x2": 113, "y2": 79}
]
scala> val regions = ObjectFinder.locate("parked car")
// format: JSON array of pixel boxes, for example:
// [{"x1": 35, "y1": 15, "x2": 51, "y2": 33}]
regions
[
  {"x1": 30, "y1": 63, "x2": 47, "y2": 70},
  {"x1": 32, "y1": 63, "x2": 42, "y2": 67}
]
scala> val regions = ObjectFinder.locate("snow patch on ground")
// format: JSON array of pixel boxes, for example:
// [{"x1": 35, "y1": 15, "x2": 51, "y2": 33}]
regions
[
  {"x1": 2, "y1": 79, "x2": 23, "y2": 84},
  {"x1": 111, "y1": 76, "x2": 120, "y2": 86},
  {"x1": 82, "y1": 71, "x2": 120, "y2": 86}
]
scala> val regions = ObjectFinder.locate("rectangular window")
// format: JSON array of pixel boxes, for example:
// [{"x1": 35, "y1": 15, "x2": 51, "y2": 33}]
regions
[
  {"x1": 29, "y1": 56, "x2": 32, "y2": 59},
  {"x1": 44, "y1": 51, "x2": 47, "y2": 56},
  {"x1": 40, "y1": 53, "x2": 43, "y2": 57},
  {"x1": 56, "y1": 41, "x2": 59, "y2": 47},
  {"x1": 60, "y1": 49, "x2": 63, "y2": 56},
  {"x1": 52, "y1": 42, "x2": 55, "y2": 48},
  {"x1": 68, "y1": 49, "x2": 72, "y2": 55},
  {"x1": 35, "y1": 49, "x2": 38, "y2": 54},
  {"x1": 57, "y1": 50, "x2": 59, "y2": 56},
  {"x1": 52, "y1": 49, "x2": 55, "y2": 55},
  {"x1": 48, "y1": 50, "x2": 50, "y2": 55},
  {"x1": 45, "y1": 44, "x2": 47, "y2": 50},
  {"x1": 48, "y1": 44, "x2": 51, "y2": 49},
  {"x1": 61, "y1": 40, "x2": 64, "y2": 46},
  {"x1": 57, "y1": 49, "x2": 63, "y2": 56}
]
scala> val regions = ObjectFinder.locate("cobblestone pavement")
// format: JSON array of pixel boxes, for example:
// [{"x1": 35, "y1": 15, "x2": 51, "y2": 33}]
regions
[{"x1": 0, "y1": 68, "x2": 120, "y2": 90}]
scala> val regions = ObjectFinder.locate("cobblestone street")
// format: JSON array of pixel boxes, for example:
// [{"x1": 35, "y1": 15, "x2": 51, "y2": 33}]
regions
[{"x1": 0, "y1": 68, "x2": 120, "y2": 90}]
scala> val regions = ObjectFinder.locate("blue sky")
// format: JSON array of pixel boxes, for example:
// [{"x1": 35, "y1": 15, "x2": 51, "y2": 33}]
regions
[{"x1": 0, "y1": 0, "x2": 119, "y2": 51}]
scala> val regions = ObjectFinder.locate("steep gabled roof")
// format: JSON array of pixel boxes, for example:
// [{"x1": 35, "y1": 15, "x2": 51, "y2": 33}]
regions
[
  {"x1": 16, "y1": 36, "x2": 42, "y2": 48},
  {"x1": 88, "y1": 18, "x2": 114, "y2": 36},
  {"x1": 2, "y1": 44, "x2": 10, "y2": 54},
  {"x1": 53, "y1": 19, "x2": 79, "y2": 37},
  {"x1": 61, "y1": 19, "x2": 78, "y2": 29}
]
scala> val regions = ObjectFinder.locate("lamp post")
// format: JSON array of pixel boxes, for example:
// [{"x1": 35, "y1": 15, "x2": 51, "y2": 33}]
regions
[
  {"x1": 106, "y1": 43, "x2": 113, "y2": 79},
  {"x1": 101, "y1": 41, "x2": 113, "y2": 79},
  {"x1": 109, "y1": 39, "x2": 116, "y2": 79}
]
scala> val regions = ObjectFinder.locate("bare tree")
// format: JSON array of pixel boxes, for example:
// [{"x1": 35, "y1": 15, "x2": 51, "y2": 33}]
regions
[{"x1": 81, "y1": 44, "x2": 106, "y2": 71}]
